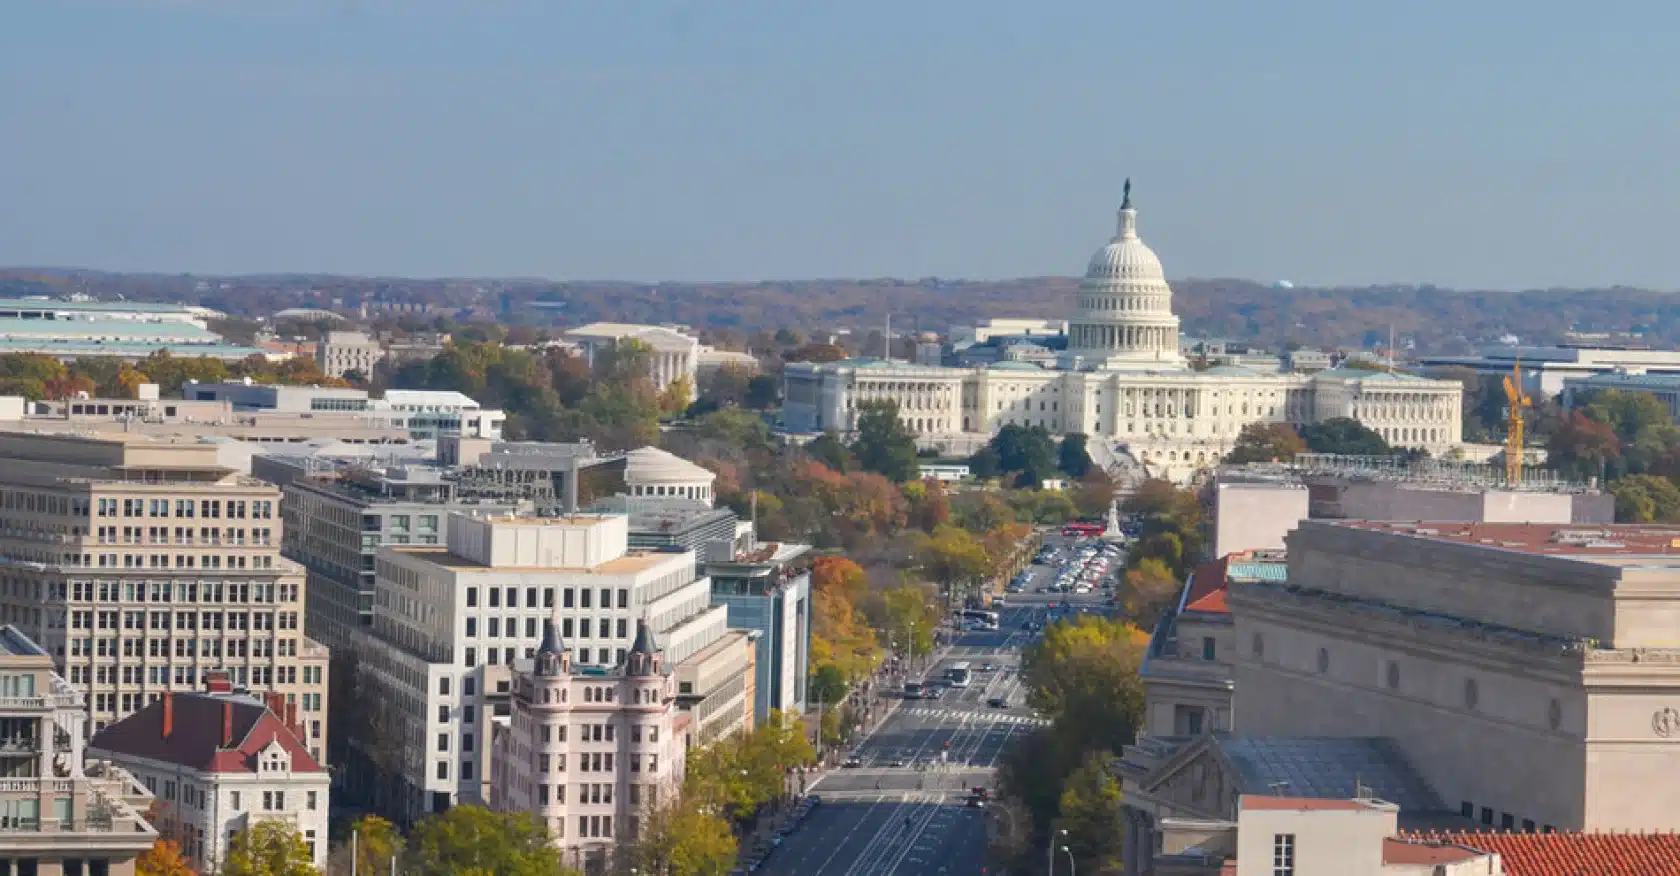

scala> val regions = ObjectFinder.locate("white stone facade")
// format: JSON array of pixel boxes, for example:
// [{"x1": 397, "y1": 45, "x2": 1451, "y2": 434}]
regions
[
  {"x1": 361, "y1": 513, "x2": 737, "y2": 824},
  {"x1": 782, "y1": 194, "x2": 1464, "y2": 480},
  {"x1": 563, "y1": 323, "x2": 700, "y2": 404},
  {"x1": 315, "y1": 331, "x2": 384, "y2": 379}
]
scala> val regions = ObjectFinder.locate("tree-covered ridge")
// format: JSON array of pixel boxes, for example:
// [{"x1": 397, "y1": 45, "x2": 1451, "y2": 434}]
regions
[{"x1": 13, "y1": 267, "x2": 1680, "y2": 355}]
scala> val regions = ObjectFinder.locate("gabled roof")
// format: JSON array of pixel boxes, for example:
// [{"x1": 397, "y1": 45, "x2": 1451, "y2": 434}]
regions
[
  {"x1": 1184, "y1": 556, "x2": 1231, "y2": 614},
  {"x1": 90, "y1": 692, "x2": 324, "y2": 775},
  {"x1": 1406, "y1": 831, "x2": 1680, "y2": 876}
]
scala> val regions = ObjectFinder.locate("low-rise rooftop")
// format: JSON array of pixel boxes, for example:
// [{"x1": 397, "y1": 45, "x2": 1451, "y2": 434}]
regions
[{"x1": 1330, "y1": 520, "x2": 1680, "y2": 562}]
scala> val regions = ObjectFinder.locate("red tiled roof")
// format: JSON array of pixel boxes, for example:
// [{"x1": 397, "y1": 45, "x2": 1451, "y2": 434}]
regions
[
  {"x1": 1240, "y1": 795, "x2": 1375, "y2": 812},
  {"x1": 1184, "y1": 555, "x2": 1231, "y2": 614},
  {"x1": 1407, "y1": 831, "x2": 1680, "y2": 876},
  {"x1": 1383, "y1": 838, "x2": 1488, "y2": 867},
  {"x1": 90, "y1": 692, "x2": 324, "y2": 775}
]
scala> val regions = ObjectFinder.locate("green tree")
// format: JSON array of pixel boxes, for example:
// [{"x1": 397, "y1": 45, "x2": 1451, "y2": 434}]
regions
[
  {"x1": 632, "y1": 804, "x2": 738, "y2": 876},
  {"x1": 967, "y1": 445, "x2": 1002, "y2": 480},
  {"x1": 850, "y1": 401, "x2": 920, "y2": 482},
  {"x1": 987, "y1": 424, "x2": 1059, "y2": 487},
  {"x1": 1058, "y1": 752, "x2": 1127, "y2": 874},
  {"x1": 327, "y1": 814, "x2": 403, "y2": 876},
  {"x1": 223, "y1": 821, "x2": 317, "y2": 876},
  {"x1": 1058, "y1": 433, "x2": 1093, "y2": 478},
  {"x1": 693, "y1": 408, "x2": 773, "y2": 452},
  {"x1": 406, "y1": 806, "x2": 576, "y2": 876},
  {"x1": 1298, "y1": 417, "x2": 1393, "y2": 456},
  {"x1": 1021, "y1": 614, "x2": 1148, "y2": 754},
  {"x1": 1124, "y1": 557, "x2": 1181, "y2": 629},
  {"x1": 805, "y1": 430, "x2": 855, "y2": 472},
  {"x1": 1611, "y1": 474, "x2": 1680, "y2": 523},
  {"x1": 1225, "y1": 422, "x2": 1307, "y2": 464},
  {"x1": 914, "y1": 524, "x2": 993, "y2": 605},
  {"x1": 880, "y1": 584, "x2": 937, "y2": 658},
  {"x1": 809, "y1": 663, "x2": 848, "y2": 707},
  {"x1": 745, "y1": 374, "x2": 780, "y2": 409}
]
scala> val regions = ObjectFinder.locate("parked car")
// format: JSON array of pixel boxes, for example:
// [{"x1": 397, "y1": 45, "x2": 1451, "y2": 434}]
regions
[{"x1": 987, "y1": 696, "x2": 1007, "y2": 708}]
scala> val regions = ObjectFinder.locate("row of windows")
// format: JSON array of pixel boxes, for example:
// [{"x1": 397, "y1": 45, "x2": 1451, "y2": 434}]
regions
[
  {"x1": 79, "y1": 553, "x2": 276, "y2": 571},
  {"x1": 1459, "y1": 800, "x2": 1553, "y2": 834},
  {"x1": 464, "y1": 616, "x2": 633, "y2": 641},
  {"x1": 462, "y1": 645, "x2": 625, "y2": 668},
  {"x1": 68, "y1": 637, "x2": 303, "y2": 660},
  {"x1": 70, "y1": 609, "x2": 298, "y2": 631},
  {"x1": 467, "y1": 585, "x2": 631, "y2": 611},
  {"x1": 70, "y1": 661, "x2": 314, "y2": 691},
  {"x1": 94, "y1": 526, "x2": 273, "y2": 546},
  {"x1": 64, "y1": 579, "x2": 298, "y2": 604},
  {"x1": 96, "y1": 499, "x2": 274, "y2": 520}
]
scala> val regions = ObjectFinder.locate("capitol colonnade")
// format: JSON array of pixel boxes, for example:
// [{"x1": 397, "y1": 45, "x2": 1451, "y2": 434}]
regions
[{"x1": 780, "y1": 183, "x2": 1465, "y2": 479}]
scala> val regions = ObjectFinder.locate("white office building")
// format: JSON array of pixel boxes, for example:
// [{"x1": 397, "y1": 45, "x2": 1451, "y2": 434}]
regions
[{"x1": 359, "y1": 513, "x2": 750, "y2": 824}]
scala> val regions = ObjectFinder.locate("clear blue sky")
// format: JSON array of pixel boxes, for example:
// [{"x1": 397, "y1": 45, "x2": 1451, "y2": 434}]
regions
[{"x1": 3, "y1": 0, "x2": 1678, "y2": 290}]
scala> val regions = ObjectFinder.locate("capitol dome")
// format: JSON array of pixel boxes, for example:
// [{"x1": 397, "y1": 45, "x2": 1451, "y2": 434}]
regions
[{"x1": 1065, "y1": 180, "x2": 1184, "y2": 370}]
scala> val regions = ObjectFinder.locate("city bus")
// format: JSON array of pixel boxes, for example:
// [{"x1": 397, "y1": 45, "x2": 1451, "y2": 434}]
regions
[
  {"x1": 947, "y1": 662, "x2": 973, "y2": 688},
  {"x1": 1062, "y1": 521, "x2": 1105, "y2": 537},
  {"x1": 960, "y1": 609, "x2": 1000, "y2": 631}
]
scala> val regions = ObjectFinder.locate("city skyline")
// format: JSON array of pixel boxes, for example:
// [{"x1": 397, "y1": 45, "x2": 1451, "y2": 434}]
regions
[{"x1": 4, "y1": 0, "x2": 1679, "y2": 290}]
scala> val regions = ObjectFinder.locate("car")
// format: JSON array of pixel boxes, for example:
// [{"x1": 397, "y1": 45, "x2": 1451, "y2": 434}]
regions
[
  {"x1": 980, "y1": 662, "x2": 996, "y2": 672},
  {"x1": 966, "y1": 794, "x2": 985, "y2": 808},
  {"x1": 987, "y1": 696, "x2": 1007, "y2": 708},
  {"x1": 842, "y1": 755, "x2": 863, "y2": 768},
  {"x1": 890, "y1": 758, "x2": 908, "y2": 767}
]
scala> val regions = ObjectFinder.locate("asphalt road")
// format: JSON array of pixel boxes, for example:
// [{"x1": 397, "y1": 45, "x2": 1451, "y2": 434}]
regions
[{"x1": 756, "y1": 535, "x2": 1115, "y2": 876}]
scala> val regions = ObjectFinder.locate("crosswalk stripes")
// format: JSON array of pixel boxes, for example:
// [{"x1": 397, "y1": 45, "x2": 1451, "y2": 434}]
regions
[{"x1": 900, "y1": 707, "x2": 1050, "y2": 726}]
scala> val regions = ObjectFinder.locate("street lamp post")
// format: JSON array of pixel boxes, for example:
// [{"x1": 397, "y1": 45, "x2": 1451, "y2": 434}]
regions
[
  {"x1": 1048, "y1": 827, "x2": 1067, "y2": 876},
  {"x1": 1062, "y1": 846, "x2": 1076, "y2": 876}
]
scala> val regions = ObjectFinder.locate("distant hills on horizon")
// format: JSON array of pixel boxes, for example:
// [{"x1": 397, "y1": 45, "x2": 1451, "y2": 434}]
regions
[{"x1": 2, "y1": 267, "x2": 1677, "y2": 356}]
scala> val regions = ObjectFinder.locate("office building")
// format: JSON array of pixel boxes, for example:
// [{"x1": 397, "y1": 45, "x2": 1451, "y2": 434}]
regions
[
  {"x1": 356, "y1": 513, "x2": 749, "y2": 824},
  {"x1": 89, "y1": 675, "x2": 330, "y2": 871},
  {"x1": 0, "y1": 625, "x2": 159, "y2": 876},
  {"x1": 1561, "y1": 371, "x2": 1680, "y2": 425},
  {"x1": 489, "y1": 619, "x2": 685, "y2": 872},
  {"x1": 1421, "y1": 343, "x2": 1680, "y2": 397},
  {"x1": 0, "y1": 432, "x2": 329, "y2": 759},
  {"x1": 705, "y1": 540, "x2": 811, "y2": 723}
]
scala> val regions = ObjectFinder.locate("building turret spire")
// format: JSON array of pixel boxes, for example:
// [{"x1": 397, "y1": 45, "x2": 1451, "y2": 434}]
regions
[
  {"x1": 535, "y1": 612, "x2": 570, "y2": 676},
  {"x1": 626, "y1": 618, "x2": 662, "y2": 676}
]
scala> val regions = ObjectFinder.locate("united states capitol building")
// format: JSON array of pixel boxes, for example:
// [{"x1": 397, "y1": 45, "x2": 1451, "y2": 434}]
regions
[{"x1": 782, "y1": 188, "x2": 1464, "y2": 480}]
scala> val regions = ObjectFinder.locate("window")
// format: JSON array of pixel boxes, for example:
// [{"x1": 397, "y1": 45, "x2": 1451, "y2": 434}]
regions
[
  {"x1": 437, "y1": 761, "x2": 449, "y2": 780},
  {"x1": 1272, "y1": 834, "x2": 1295, "y2": 876},
  {"x1": 1460, "y1": 801, "x2": 1474, "y2": 819},
  {"x1": 307, "y1": 791, "x2": 318, "y2": 811},
  {"x1": 1480, "y1": 807, "x2": 1494, "y2": 826},
  {"x1": 1501, "y1": 813, "x2": 1515, "y2": 829},
  {"x1": 466, "y1": 587, "x2": 478, "y2": 607},
  {"x1": 1201, "y1": 637, "x2": 1216, "y2": 661}
]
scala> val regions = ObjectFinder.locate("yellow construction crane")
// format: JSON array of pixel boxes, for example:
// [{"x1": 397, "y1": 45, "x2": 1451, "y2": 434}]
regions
[{"x1": 1503, "y1": 361, "x2": 1531, "y2": 483}]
